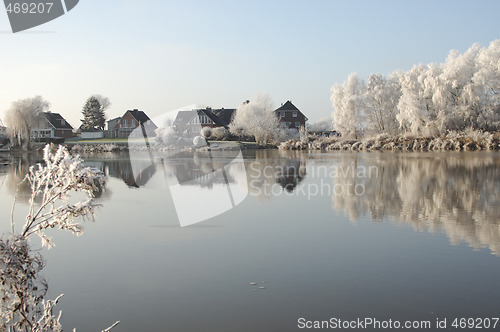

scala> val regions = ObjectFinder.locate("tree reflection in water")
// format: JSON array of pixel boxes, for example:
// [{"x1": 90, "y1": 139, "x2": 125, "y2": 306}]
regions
[{"x1": 331, "y1": 152, "x2": 500, "y2": 255}]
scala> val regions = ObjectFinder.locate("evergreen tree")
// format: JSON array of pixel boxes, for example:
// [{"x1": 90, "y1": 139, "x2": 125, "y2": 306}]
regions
[{"x1": 81, "y1": 97, "x2": 104, "y2": 130}]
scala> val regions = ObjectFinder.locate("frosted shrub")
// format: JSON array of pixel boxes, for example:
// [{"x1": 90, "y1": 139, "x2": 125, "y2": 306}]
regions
[
  {"x1": 2, "y1": 144, "x2": 119, "y2": 331},
  {"x1": 201, "y1": 126, "x2": 212, "y2": 138},
  {"x1": 211, "y1": 127, "x2": 229, "y2": 140},
  {"x1": 155, "y1": 126, "x2": 177, "y2": 145},
  {"x1": 11, "y1": 144, "x2": 106, "y2": 248},
  {"x1": 229, "y1": 95, "x2": 285, "y2": 145},
  {"x1": 0, "y1": 235, "x2": 57, "y2": 331},
  {"x1": 299, "y1": 126, "x2": 308, "y2": 144},
  {"x1": 0, "y1": 234, "x2": 119, "y2": 331},
  {"x1": 193, "y1": 135, "x2": 207, "y2": 148}
]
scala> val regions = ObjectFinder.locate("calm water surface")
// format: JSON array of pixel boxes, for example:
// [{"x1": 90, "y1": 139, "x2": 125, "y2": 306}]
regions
[{"x1": 1, "y1": 150, "x2": 500, "y2": 331}]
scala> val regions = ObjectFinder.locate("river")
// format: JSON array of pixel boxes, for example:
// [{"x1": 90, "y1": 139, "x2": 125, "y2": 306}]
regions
[{"x1": 1, "y1": 149, "x2": 499, "y2": 331}]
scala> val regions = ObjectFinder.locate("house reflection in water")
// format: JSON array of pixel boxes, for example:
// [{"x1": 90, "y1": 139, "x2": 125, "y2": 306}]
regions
[
  {"x1": 275, "y1": 159, "x2": 306, "y2": 192},
  {"x1": 169, "y1": 150, "x2": 307, "y2": 193},
  {"x1": 98, "y1": 149, "x2": 307, "y2": 195},
  {"x1": 104, "y1": 152, "x2": 156, "y2": 188},
  {"x1": 170, "y1": 151, "x2": 239, "y2": 189}
]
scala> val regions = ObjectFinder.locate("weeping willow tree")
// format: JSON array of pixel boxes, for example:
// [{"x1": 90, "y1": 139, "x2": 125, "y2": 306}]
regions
[{"x1": 4, "y1": 96, "x2": 50, "y2": 149}]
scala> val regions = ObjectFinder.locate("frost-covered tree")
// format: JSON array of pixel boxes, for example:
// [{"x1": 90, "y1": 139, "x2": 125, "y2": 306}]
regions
[
  {"x1": 472, "y1": 40, "x2": 500, "y2": 131},
  {"x1": 331, "y1": 73, "x2": 365, "y2": 138},
  {"x1": 4, "y1": 96, "x2": 50, "y2": 149},
  {"x1": 434, "y1": 44, "x2": 481, "y2": 130},
  {"x1": 229, "y1": 95, "x2": 286, "y2": 145},
  {"x1": 396, "y1": 64, "x2": 442, "y2": 135},
  {"x1": 81, "y1": 96, "x2": 107, "y2": 131},
  {"x1": 364, "y1": 73, "x2": 402, "y2": 135},
  {"x1": 331, "y1": 39, "x2": 500, "y2": 138}
]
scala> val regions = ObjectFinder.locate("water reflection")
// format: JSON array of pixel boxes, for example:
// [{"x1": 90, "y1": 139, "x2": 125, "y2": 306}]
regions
[
  {"x1": 168, "y1": 150, "x2": 241, "y2": 189},
  {"x1": 330, "y1": 152, "x2": 500, "y2": 255},
  {"x1": 103, "y1": 152, "x2": 156, "y2": 188},
  {"x1": 242, "y1": 150, "x2": 307, "y2": 198},
  {"x1": 3, "y1": 153, "x2": 108, "y2": 201},
  {"x1": 3, "y1": 150, "x2": 500, "y2": 255}
]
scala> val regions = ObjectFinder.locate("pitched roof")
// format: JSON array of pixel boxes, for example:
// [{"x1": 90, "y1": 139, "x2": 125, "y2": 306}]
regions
[
  {"x1": 127, "y1": 109, "x2": 156, "y2": 126},
  {"x1": 173, "y1": 108, "x2": 236, "y2": 127},
  {"x1": 199, "y1": 109, "x2": 220, "y2": 125},
  {"x1": 42, "y1": 112, "x2": 73, "y2": 130},
  {"x1": 211, "y1": 108, "x2": 236, "y2": 126},
  {"x1": 107, "y1": 117, "x2": 121, "y2": 123},
  {"x1": 275, "y1": 100, "x2": 299, "y2": 112},
  {"x1": 173, "y1": 110, "x2": 197, "y2": 126}
]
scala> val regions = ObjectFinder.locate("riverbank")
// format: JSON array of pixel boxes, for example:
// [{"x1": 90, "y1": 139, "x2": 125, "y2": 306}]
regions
[
  {"x1": 280, "y1": 131, "x2": 500, "y2": 151},
  {"x1": 11, "y1": 131, "x2": 500, "y2": 154},
  {"x1": 22, "y1": 139, "x2": 269, "y2": 154}
]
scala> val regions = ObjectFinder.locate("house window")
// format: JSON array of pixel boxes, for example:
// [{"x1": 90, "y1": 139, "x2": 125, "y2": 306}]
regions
[
  {"x1": 131, "y1": 119, "x2": 136, "y2": 127},
  {"x1": 295, "y1": 121, "x2": 300, "y2": 128},
  {"x1": 123, "y1": 119, "x2": 127, "y2": 128},
  {"x1": 292, "y1": 111, "x2": 297, "y2": 118},
  {"x1": 280, "y1": 112, "x2": 285, "y2": 118}
]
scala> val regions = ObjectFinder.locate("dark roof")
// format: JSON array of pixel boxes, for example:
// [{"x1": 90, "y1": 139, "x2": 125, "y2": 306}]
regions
[
  {"x1": 211, "y1": 108, "x2": 236, "y2": 126},
  {"x1": 43, "y1": 112, "x2": 73, "y2": 130},
  {"x1": 199, "y1": 109, "x2": 220, "y2": 125},
  {"x1": 173, "y1": 108, "x2": 236, "y2": 127},
  {"x1": 275, "y1": 100, "x2": 300, "y2": 112},
  {"x1": 127, "y1": 109, "x2": 156, "y2": 126}
]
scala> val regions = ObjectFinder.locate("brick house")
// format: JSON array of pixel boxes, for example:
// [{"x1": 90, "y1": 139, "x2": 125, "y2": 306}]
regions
[
  {"x1": 31, "y1": 112, "x2": 74, "y2": 140},
  {"x1": 275, "y1": 101, "x2": 308, "y2": 130},
  {"x1": 112, "y1": 109, "x2": 158, "y2": 138}
]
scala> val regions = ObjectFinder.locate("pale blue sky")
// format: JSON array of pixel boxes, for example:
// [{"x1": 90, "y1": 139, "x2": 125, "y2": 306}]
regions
[{"x1": 1, "y1": 0, "x2": 500, "y2": 127}]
